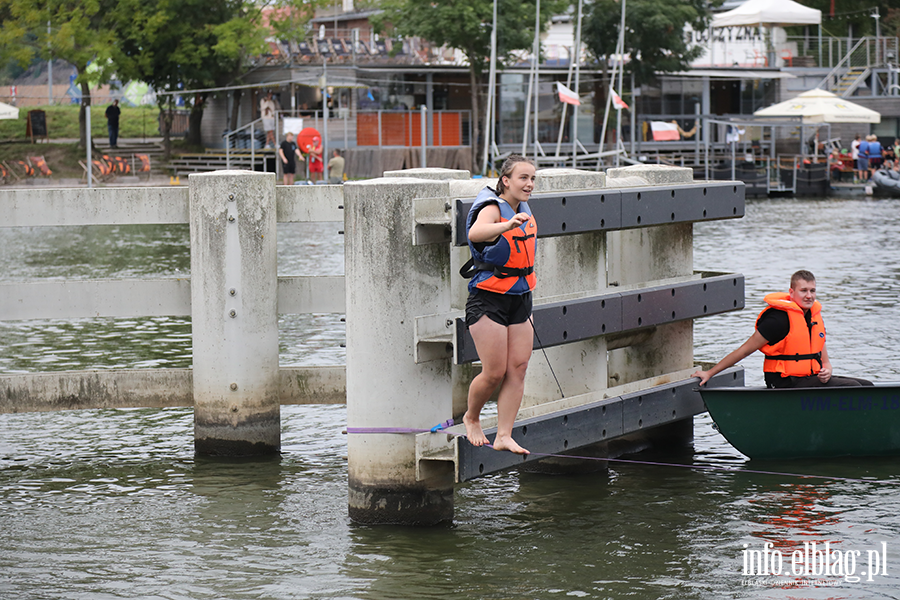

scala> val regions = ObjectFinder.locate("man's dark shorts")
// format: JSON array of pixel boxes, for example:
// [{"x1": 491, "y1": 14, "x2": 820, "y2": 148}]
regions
[{"x1": 465, "y1": 289, "x2": 532, "y2": 327}]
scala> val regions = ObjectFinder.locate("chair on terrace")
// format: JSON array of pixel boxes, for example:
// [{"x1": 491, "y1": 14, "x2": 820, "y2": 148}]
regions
[
  {"x1": 80, "y1": 157, "x2": 116, "y2": 182},
  {"x1": 108, "y1": 155, "x2": 131, "y2": 175},
  {"x1": 10, "y1": 159, "x2": 35, "y2": 178},
  {"x1": 134, "y1": 154, "x2": 152, "y2": 179},
  {"x1": 317, "y1": 38, "x2": 334, "y2": 60},
  {"x1": 331, "y1": 38, "x2": 350, "y2": 62},
  {"x1": 373, "y1": 39, "x2": 389, "y2": 58},
  {"x1": 27, "y1": 155, "x2": 52, "y2": 177},
  {"x1": 354, "y1": 40, "x2": 374, "y2": 59}
]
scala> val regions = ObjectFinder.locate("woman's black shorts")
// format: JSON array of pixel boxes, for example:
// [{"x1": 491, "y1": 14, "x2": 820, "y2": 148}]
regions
[{"x1": 465, "y1": 288, "x2": 532, "y2": 327}]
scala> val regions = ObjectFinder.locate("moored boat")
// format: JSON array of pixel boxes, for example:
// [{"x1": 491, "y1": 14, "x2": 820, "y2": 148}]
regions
[
  {"x1": 700, "y1": 385, "x2": 900, "y2": 459},
  {"x1": 872, "y1": 169, "x2": 900, "y2": 196}
]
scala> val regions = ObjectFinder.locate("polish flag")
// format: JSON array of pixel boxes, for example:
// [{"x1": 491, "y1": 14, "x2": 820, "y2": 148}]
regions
[
  {"x1": 610, "y1": 87, "x2": 629, "y2": 110},
  {"x1": 556, "y1": 82, "x2": 581, "y2": 106},
  {"x1": 650, "y1": 121, "x2": 680, "y2": 141}
]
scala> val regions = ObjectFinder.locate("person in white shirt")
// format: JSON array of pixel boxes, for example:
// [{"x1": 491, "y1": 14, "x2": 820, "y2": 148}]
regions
[{"x1": 259, "y1": 91, "x2": 277, "y2": 148}]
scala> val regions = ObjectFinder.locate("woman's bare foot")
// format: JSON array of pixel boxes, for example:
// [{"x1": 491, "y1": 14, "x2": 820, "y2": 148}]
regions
[
  {"x1": 463, "y1": 412, "x2": 489, "y2": 446},
  {"x1": 492, "y1": 434, "x2": 529, "y2": 455}
]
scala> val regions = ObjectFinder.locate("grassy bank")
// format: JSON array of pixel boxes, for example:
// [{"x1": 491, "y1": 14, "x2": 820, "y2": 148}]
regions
[
  {"x1": 0, "y1": 104, "x2": 163, "y2": 141},
  {"x1": 0, "y1": 142, "x2": 90, "y2": 179}
]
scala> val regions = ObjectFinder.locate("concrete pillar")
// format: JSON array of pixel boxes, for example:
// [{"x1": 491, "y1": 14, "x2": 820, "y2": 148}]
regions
[
  {"x1": 189, "y1": 170, "x2": 281, "y2": 456},
  {"x1": 605, "y1": 163, "x2": 695, "y2": 400},
  {"x1": 524, "y1": 168, "x2": 608, "y2": 406},
  {"x1": 345, "y1": 177, "x2": 454, "y2": 525}
]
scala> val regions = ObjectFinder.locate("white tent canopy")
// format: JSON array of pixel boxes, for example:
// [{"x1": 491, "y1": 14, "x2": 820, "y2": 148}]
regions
[
  {"x1": 712, "y1": 0, "x2": 821, "y2": 28},
  {"x1": 754, "y1": 88, "x2": 881, "y2": 124},
  {"x1": 0, "y1": 101, "x2": 19, "y2": 120}
]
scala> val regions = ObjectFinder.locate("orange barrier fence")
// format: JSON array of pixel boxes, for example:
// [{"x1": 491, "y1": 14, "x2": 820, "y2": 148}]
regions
[{"x1": 356, "y1": 111, "x2": 468, "y2": 147}]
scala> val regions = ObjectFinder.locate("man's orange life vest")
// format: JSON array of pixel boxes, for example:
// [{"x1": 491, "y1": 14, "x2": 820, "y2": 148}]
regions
[{"x1": 757, "y1": 292, "x2": 825, "y2": 378}]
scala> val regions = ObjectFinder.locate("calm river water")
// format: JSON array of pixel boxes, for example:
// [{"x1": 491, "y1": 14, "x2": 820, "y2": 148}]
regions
[{"x1": 2, "y1": 196, "x2": 900, "y2": 599}]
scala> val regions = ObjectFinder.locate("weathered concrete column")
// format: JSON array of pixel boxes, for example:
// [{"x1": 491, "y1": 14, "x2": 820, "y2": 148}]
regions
[
  {"x1": 605, "y1": 165, "x2": 695, "y2": 383},
  {"x1": 523, "y1": 168, "x2": 608, "y2": 405},
  {"x1": 344, "y1": 176, "x2": 454, "y2": 525},
  {"x1": 605, "y1": 164, "x2": 696, "y2": 447},
  {"x1": 189, "y1": 170, "x2": 280, "y2": 456}
]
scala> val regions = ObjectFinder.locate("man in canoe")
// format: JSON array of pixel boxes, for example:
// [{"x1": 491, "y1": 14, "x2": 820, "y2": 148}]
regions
[{"x1": 693, "y1": 270, "x2": 873, "y2": 388}]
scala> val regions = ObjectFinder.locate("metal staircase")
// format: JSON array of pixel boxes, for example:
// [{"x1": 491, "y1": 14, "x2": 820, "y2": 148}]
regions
[{"x1": 818, "y1": 36, "x2": 899, "y2": 97}]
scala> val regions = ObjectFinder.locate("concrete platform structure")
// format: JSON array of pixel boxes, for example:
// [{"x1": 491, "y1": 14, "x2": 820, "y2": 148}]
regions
[
  {"x1": 0, "y1": 165, "x2": 746, "y2": 525},
  {"x1": 345, "y1": 164, "x2": 745, "y2": 524}
]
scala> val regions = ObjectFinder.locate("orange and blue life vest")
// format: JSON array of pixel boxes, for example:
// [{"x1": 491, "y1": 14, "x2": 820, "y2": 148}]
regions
[
  {"x1": 461, "y1": 187, "x2": 537, "y2": 295},
  {"x1": 757, "y1": 292, "x2": 825, "y2": 378}
]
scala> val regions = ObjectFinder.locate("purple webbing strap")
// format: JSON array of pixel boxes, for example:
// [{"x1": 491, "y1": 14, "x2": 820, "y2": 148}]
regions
[{"x1": 345, "y1": 418, "x2": 457, "y2": 435}]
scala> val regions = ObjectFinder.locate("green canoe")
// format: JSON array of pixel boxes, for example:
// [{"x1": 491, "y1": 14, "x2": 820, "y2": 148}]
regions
[{"x1": 700, "y1": 385, "x2": 900, "y2": 460}]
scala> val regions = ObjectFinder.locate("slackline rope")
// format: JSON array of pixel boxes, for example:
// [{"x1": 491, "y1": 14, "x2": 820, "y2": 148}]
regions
[{"x1": 344, "y1": 423, "x2": 899, "y2": 486}]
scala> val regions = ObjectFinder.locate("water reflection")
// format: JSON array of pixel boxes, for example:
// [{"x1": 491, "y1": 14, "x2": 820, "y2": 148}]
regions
[{"x1": 2, "y1": 198, "x2": 900, "y2": 598}]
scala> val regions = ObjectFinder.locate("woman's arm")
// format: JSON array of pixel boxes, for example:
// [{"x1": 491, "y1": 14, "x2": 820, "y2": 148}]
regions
[{"x1": 468, "y1": 204, "x2": 529, "y2": 244}]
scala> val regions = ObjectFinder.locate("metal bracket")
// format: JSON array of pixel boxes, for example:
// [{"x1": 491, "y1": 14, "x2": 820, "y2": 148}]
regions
[
  {"x1": 414, "y1": 311, "x2": 459, "y2": 363},
  {"x1": 413, "y1": 196, "x2": 452, "y2": 246},
  {"x1": 415, "y1": 429, "x2": 459, "y2": 482}
]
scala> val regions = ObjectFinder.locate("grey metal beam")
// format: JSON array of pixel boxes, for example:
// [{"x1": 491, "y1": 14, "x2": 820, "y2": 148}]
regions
[
  {"x1": 0, "y1": 276, "x2": 346, "y2": 320},
  {"x1": 0, "y1": 187, "x2": 190, "y2": 226},
  {"x1": 453, "y1": 181, "x2": 745, "y2": 245},
  {"x1": 0, "y1": 366, "x2": 346, "y2": 414},
  {"x1": 454, "y1": 366, "x2": 744, "y2": 482},
  {"x1": 456, "y1": 272, "x2": 744, "y2": 364},
  {"x1": 0, "y1": 185, "x2": 346, "y2": 227}
]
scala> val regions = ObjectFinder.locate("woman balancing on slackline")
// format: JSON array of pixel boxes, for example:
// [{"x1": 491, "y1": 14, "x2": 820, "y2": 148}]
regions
[{"x1": 461, "y1": 155, "x2": 537, "y2": 455}]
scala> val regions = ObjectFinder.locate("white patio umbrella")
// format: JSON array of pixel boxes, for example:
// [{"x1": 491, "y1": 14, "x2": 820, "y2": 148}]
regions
[
  {"x1": 754, "y1": 88, "x2": 881, "y2": 124},
  {"x1": 0, "y1": 101, "x2": 19, "y2": 120}
]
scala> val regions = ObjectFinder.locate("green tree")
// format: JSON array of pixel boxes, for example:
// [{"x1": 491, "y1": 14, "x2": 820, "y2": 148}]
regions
[
  {"x1": 583, "y1": 0, "x2": 712, "y2": 143},
  {"x1": 112, "y1": 0, "x2": 318, "y2": 158},
  {"x1": 792, "y1": 0, "x2": 900, "y2": 38},
  {"x1": 584, "y1": 0, "x2": 712, "y2": 86},
  {"x1": 111, "y1": 0, "x2": 263, "y2": 158},
  {"x1": 0, "y1": 0, "x2": 119, "y2": 149},
  {"x1": 372, "y1": 0, "x2": 564, "y2": 172}
]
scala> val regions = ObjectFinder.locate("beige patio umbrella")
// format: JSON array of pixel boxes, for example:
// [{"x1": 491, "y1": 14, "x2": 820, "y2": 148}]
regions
[
  {"x1": 754, "y1": 88, "x2": 881, "y2": 124},
  {"x1": 0, "y1": 101, "x2": 19, "y2": 120}
]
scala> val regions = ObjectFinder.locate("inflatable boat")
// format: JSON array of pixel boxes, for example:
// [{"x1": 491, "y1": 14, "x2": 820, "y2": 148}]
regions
[{"x1": 872, "y1": 168, "x2": 900, "y2": 196}]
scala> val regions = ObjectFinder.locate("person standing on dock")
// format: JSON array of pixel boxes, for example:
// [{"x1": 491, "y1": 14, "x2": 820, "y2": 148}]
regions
[
  {"x1": 278, "y1": 132, "x2": 304, "y2": 186},
  {"x1": 259, "y1": 91, "x2": 277, "y2": 149},
  {"x1": 851, "y1": 134, "x2": 861, "y2": 182},
  {"x1": 105, "y1": 99, "x2": 120, "y2": 149},
  {"x1": 868, "y1": 135, "x2": 883, "y2": 177},
  {"x1": 693, "y1": 270, "x2": 872, "y2": 389},
  {"x1": 461, "y1": 155, "x2": 537, "y2": 454},
  {"x1": 857, "y1": 136, "x2": 870, "y2": 181},
  {"x1": 306, "y1": 135, "x2": 324, "y2": 182}
]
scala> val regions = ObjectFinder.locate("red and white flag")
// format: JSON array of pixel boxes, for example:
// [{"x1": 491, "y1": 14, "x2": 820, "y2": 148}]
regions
[
  {"x1": 610, "y1": 86, "x2": 629, "y2": 110},
  {"x1": 650, "y1": 121, "x2": 680, "y2": 141},
  {"x1": 556, "y1": 82, "x2": 581, "y2": 106}
]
